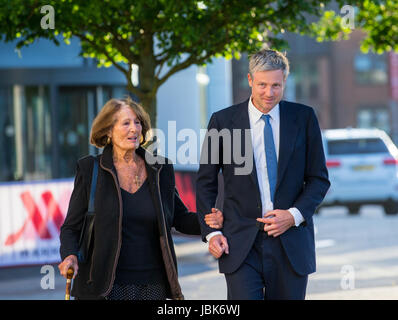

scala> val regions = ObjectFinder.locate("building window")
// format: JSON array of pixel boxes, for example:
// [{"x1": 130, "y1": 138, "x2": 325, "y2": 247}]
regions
[
  {"x1": 57, "y1": 87, "x2": 92, "y2": 178},
  {"x1": 0, "y1": 85, "x2": 52, "y2": 182},
  {"x1": 24, "y1": 86, "x2": 52, "y2": 180},
  {"x1": 357, "y1": 107, "x2": 390, "y2": 134},
  {"x1": 290, "y1": 60, "x2": 319, "y2": 102},
  {"x1": 0, "y1": 86, "x2": 15, "y2": 181},
  {"x1": 354, "y1": 52, "x2": 387, "y2": 85}
]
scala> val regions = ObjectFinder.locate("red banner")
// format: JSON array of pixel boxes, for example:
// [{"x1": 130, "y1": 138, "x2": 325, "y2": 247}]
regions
[{"x1": 0, "y1": 172, "x2": 199, "y2": 267}]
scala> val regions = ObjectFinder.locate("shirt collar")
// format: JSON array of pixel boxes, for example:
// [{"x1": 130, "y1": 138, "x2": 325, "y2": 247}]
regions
[{"x1": 248, "y1": 96, "x2": 280, "y2": 123}]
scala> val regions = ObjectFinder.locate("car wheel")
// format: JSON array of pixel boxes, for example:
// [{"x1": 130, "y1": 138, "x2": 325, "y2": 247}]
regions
[
  {"x1": 347, "y1": 205, "x2": 360, "y2": 215},
  {"x1": 384, "y1": 201, "x2": 398, "y2": 215}
]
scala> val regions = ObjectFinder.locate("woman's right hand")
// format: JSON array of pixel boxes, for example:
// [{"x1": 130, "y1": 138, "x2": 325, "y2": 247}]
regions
[
  {"x1": 58, "y1": 255, "x2": 78, "y2": 279},
  {"x1": 204, "y1": 208, "x2": 224, "y2": 229}
]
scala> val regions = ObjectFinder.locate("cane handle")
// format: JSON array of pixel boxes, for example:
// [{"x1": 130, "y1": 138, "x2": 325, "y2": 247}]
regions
[{"x1": 65, "y1": 267, "x2": 74, "y2": 300}]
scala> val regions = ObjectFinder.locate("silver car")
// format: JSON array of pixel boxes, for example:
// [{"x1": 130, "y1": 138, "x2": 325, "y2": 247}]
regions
[{"x1": 320, "y1": 128, "x2": 398, "y2": 215}]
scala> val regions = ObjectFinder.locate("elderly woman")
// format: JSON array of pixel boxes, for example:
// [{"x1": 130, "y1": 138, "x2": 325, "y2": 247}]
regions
[{"x1": 58, "y1": 97, "x2": 223, "y2": 300}]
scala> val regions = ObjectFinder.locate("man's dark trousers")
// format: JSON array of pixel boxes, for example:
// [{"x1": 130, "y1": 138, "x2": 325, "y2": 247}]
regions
[{"x1": 225, "y1": 231, "x2": 308, "y2": 300}]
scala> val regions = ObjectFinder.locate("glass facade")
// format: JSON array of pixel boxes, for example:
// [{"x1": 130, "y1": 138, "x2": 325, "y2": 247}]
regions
[
  {"x1": 0, "y1": 85, "x2": 52, "y2": 181},
  {"x1": 23, "y1": 86, "x2": 52, "y2": 181},
  {"x1": 0, "y1": 86, "x2": 15, "y2": 181},
  {"x1": 0, "y1": 84, "x2": 129, "y2": 182},
  {"x1": 58, "y1": 86, "x2": 91, "y2": 178}
]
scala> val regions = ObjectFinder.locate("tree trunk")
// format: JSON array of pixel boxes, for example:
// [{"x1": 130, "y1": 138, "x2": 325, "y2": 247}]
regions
[
  {"x1": 140, "y1": 94, "x2": 157, "y2": 129},
  {"x1": 136, "y1": 34, "x2": 158, "y2": 128}
]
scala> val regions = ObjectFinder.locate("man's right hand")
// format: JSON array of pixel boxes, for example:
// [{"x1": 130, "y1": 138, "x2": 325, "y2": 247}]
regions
[{"x1": 208, "y1": 234, "x2": 229, "y2": 259}]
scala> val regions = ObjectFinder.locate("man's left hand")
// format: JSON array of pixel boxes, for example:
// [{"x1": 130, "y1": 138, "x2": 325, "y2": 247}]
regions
[{"x1": 256, "y1": 209, "x2": 295, "y2": 237}]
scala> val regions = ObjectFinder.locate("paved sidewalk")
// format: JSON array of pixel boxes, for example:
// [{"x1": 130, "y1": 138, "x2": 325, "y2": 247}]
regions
[
  {"x1": 176, "y1": 237, "x2": 398, "y2": 300},
  {"x1": 0, "y1": 225, "x2": 397, "y2": 300},
  {"x1": 307, "y1": 286, "x2": 398, "y2": 300}
]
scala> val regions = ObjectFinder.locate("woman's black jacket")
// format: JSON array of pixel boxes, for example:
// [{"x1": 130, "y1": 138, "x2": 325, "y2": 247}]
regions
[{"x1": 59, "y1": 145, "x2": 201, "y2": 299}]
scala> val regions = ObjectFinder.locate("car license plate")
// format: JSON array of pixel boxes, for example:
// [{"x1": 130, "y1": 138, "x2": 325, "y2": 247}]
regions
[{"x1": 352, "y1": 165, "x2": 375, "y2": 171}]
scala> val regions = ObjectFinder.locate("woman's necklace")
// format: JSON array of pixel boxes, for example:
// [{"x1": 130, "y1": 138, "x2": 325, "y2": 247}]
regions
[
  {"x1": 113, "y1": 151, "x2": 144, "y2": 190},
  {"x1": 134, "y1": 168, "x2": 142, "y2": 187}
]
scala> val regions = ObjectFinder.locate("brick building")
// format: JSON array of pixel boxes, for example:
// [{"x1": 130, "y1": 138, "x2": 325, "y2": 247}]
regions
[{"x1": 231, "y1": 30, "x2": 396, "y2": 143}]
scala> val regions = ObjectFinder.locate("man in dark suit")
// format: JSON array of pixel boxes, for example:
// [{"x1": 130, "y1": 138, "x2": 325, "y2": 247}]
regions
[{"x1": 196, "y1": 49, "x2": 330, "y2": 300}]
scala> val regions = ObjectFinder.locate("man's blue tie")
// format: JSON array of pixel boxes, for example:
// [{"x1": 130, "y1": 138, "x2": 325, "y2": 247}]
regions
[{"x1": 261, "y1": 114, "x2": 277, "y2": 203}]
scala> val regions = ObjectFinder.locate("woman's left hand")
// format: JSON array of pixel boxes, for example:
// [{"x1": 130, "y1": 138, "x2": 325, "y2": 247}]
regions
[{"x1": 204, "y1": 208, "x2": 224, "y2": 229}]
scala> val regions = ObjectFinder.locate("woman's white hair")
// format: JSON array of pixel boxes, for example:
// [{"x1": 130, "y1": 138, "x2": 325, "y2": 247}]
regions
[{"x1": 249, "y1": 49, "x2": 290, "y2": 80}]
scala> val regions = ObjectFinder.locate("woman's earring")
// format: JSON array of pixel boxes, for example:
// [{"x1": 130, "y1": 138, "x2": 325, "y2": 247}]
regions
[
  {"x1": 107, "y1": 136, "x2": 111, "y2": 145},
  {"x1": 139, "y1": 135, "x2": 144, "y2": 144}
]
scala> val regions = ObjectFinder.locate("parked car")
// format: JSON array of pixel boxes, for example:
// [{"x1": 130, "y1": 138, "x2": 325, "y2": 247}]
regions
[{"x1": 320, "y1": 128, "x2": 398, "y2": 215}]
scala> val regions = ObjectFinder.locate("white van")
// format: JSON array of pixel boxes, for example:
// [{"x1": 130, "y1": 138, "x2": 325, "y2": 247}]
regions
[{"x1": 320, "y1": 128, "x2": 398, "y2": 215}]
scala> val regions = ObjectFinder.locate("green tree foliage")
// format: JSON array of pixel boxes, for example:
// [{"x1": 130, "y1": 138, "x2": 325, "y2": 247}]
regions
[
  {"x1": 311, "y1": 0, "x2": 397, "y2": 53},
  {"x1": 0, "y1": 0, "x2": 396, "y2": 125}
]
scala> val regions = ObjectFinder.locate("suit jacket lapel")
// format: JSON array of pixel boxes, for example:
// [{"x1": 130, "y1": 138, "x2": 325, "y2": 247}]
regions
[
  {"x1": 230, "y1": 100, "x2": 261, "y2": 197},
  {"x1": 276, "y1": 100, "x2": 299, "y2": 192}
]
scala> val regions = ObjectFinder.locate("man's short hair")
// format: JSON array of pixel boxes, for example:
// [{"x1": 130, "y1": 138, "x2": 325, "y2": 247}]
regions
[{"x1": 249, "y1": 49, "x2": 290, "y2": 80}]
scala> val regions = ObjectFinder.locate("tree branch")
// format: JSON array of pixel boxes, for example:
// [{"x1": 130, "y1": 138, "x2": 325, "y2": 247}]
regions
[{"x1": 156, "y1": 48, "x2": 219, "y2": 90}]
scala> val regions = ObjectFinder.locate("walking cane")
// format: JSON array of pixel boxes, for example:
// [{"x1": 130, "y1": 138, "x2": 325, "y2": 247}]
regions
[{"x1": 65, "y1": 267, "x2": 74, "y2": 300}]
